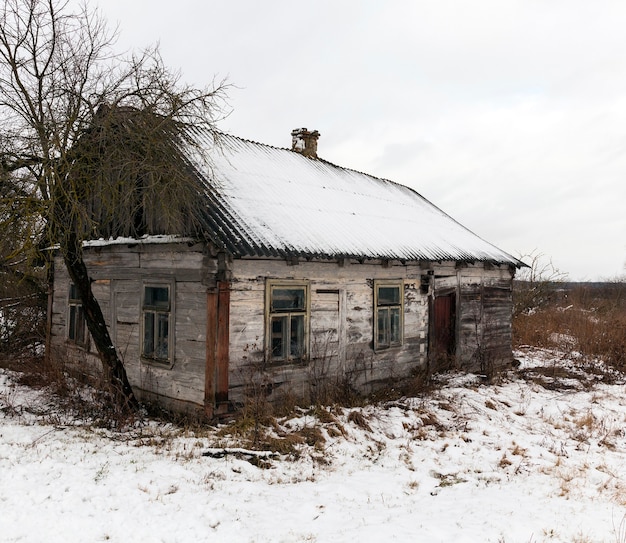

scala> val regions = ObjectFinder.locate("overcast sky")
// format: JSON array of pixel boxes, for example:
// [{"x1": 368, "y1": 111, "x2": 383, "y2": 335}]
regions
[{"x1": 98, "y1": 0, "x2": 625, "y2": 281}]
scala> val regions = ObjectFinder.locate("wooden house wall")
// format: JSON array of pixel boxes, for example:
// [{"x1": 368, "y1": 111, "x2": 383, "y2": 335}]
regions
[
  {"x1": 227, "y1": 258, "x2": 431, "y2": 405},
  {"x1": 433, "y1": 265, "x2": 514, "y2": 373},
  {"x1": 50, "y1": 243, "x2": 211, "y2": 413},
  {"x1": 50, "y1": 244, "x2": 515, "y2": 414}
]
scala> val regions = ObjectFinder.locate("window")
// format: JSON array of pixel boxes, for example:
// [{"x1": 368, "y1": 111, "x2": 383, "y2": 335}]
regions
[
  {"x1": 68, "y1": 284, "x2": 88, "y2": 346},
  {"x1": 374, "y1": 281, "x2": 403, "y2": 349},
  {"x1": 142, "y1": 285, "x2": 171, "y2": 363},
  {"x1": 266, "y1": 282, "x2": 309, "y2": 364}
]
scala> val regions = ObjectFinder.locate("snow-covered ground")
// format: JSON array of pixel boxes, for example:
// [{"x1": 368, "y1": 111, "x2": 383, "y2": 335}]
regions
[{"x1": 2, "y1": 349, "x2": 626, "y2": 543}]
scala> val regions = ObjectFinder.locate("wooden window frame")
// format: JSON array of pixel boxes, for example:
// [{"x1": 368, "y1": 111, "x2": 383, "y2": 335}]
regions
[
  {"x1": 265, "y1": 280, "x2": 310, "y2": 365},
  {"x1": 374, "y1": 280, "x2": 404, "y2": 350},
  {"x1": 67, "y1": 283, "x2": 89, "y2": 347},
  {"x1": 141, "y1": 281, "x2": 175, "y2": 367}
]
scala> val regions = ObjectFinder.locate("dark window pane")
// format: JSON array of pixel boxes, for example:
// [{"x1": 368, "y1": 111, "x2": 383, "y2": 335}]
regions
[
  {"x1": 290, "y1": 315, "x2": 304, "y2": 358},
  {"x1": 144, "y1": 312, "x2": 155, "y2": 356},
  {"x1": 69, "y1": 284, "x2": 80, "y2": 301},
  {"x1": 156, "y1": 313, "x2": 169, "y2": 359},
  {"x1": 378, "y1": 286, "x2": 400, "y2": 306},
  {"x1": 144, "y1": 286, "x2": 169, "y2": 310},
  {"x1": 272, "y1": 288, "x2": 305, "y2": 311},
  {"x1": 271, "y1": 316, "x2": 287, "y2": 359},
  {"x1": 390, "y1": 307, "x2": 401, "y2": 344},
  {"x1": 76, "y1": 306, "x2": 85, "y2": 344},
  {"x1": 69, "y1": 306, "x2": 77, "y2": 340},
  {"x1": 69, "y1": 304, "x2": 87, "y2": 344},
  {"x1": 377, "y1": 307, "x2": 389, "y2": 346}
]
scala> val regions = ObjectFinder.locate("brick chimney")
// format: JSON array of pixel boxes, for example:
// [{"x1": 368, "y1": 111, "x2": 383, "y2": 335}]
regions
[{"x1": 291, "y1": 128, "x2": 320, "y2": 158}]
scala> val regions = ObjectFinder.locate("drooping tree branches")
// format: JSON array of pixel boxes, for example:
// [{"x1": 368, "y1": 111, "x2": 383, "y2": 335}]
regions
[{"x1": 0, "y1": 0, "x2": 229, "y2": 411}]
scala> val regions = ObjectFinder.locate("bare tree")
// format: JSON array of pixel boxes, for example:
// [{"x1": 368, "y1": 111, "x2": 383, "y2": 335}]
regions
[
  {"x1": 0, "y1": 0, "x2": 228, "y2": 413},
  {"x1": 513, "y1": 250, "x2": 568, "y2": 315},
  {"x1": 0, "y1": 171, "x2": 46, "y2": 357}
]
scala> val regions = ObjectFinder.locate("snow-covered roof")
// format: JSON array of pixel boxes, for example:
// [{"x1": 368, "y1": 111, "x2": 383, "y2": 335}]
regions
[
  {"x1": 82, "y1": 235, "x2": 195, "y2": 248},
  {"x1": 194, "y1": 133, "x2": 523, "y2": 266}
]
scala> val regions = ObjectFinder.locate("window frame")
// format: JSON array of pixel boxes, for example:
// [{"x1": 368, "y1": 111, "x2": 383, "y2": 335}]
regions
[
  {"x1": 374, "y1": 280, "x2": 404, "y2": 351},
  {"x1": 141, "y1": 281, "x2": 175, "y2": 366},
  {"x1": 265, "y1": 280, "x2": 310, "y2": 365},
  {"x1": 67, "y1": 283, "x2": 89, "y2": 347}
]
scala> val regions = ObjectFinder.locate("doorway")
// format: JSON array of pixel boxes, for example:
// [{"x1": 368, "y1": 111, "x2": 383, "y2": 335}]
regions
[{"x1": 431, "y1": 292, "x2": 456, "y2": 371}]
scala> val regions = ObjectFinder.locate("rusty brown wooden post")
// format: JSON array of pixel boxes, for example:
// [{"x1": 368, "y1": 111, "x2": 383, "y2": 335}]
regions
[
  {"x1": 204, "y1": 289, "x2": 218, "y2": 418},
  {"x1": 215, "y1": 281, "x2": 230, "y2": 414}
]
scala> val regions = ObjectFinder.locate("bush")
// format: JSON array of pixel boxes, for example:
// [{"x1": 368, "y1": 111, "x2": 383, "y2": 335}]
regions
[
  {"x1": 0, "y1": 274, "x2": 47, "y2": 360},
  {"x1": 513, "y1": 282, "x2": 626, "y2": 371}
]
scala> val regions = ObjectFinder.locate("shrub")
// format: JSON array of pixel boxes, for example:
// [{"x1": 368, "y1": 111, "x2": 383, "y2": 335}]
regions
[{"x1": 513, "y1": 281, "x2": 626, "y2": 371}]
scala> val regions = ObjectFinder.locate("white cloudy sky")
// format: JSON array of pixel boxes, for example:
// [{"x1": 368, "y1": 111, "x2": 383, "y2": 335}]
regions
[{"x1": 98, "y1": 0, "x2": 626, "y2": 280}]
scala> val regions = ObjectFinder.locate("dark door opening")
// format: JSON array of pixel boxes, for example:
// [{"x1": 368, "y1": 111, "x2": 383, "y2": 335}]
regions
[{"x1": 431, "y1": 293, "x2": 456, "y2": 371}]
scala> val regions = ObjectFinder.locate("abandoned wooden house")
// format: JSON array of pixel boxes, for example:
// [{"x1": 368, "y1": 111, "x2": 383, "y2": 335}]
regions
[{"x1": 48, "y1": 126, "x2": 525, "y2": 416}]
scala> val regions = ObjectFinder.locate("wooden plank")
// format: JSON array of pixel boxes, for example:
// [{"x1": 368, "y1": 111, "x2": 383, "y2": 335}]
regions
[
  {"x1": 88, "y1": 268, "x2": 203, "y2": 282},
  {"x1": 205, "y1": 290, "x2": 217, "y2": 416},
  {"x1": 216, "y1": 281, "x2": 230, "y2": 409}
]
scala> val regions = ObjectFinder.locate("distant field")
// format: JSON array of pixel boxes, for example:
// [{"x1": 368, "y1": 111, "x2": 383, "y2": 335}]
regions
[{"x1": 513, "y1": 280, "x2": 626, "y2": 371}]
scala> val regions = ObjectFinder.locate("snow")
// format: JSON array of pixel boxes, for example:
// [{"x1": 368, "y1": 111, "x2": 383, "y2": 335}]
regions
[
  {"x1": 2, "y1": 350, "x2": 626, "y2": 543},
  {"x1": 82, "y1": 235, "x2": 195, "y2": 247}
]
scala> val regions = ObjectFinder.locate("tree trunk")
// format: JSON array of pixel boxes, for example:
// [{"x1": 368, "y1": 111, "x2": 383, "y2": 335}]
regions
[{"x1": 62, "y1": 232, "x2": 139, "y2": 413}]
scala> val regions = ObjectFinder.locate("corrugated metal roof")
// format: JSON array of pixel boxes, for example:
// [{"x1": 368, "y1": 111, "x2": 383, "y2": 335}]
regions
[{"x1": 194, "y1": 132, "x2": 523, "y2": 266}]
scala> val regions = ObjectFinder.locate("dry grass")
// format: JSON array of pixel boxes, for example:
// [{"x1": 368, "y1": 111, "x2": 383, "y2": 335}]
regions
[
  {"x1": 498, "y1": 454, "x2": 512, "y2": 468},
  {"x1": 0, "y1": 352, "x2": 142, "y2": 429},
  {"x1": 347, "y1": 410, "x2": 372, "y2": 431},
  {"x1": 514, "y1": 282, "x2": 626, "y2": 372}
]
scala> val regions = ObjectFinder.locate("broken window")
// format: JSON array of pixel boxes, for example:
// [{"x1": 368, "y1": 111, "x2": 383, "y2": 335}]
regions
[
  {"x1": 142, "y1": 285, "x2": 171, "y2": 363},
  {"x1": 266, "y1": 282, "x2": 309, "y2": 364},
  {"x1": 374, "y1": 281, "x2": 403, "y2": 349},
  {"x1": 67, "y1": 284, "x2": 88, "y2": 346}
]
